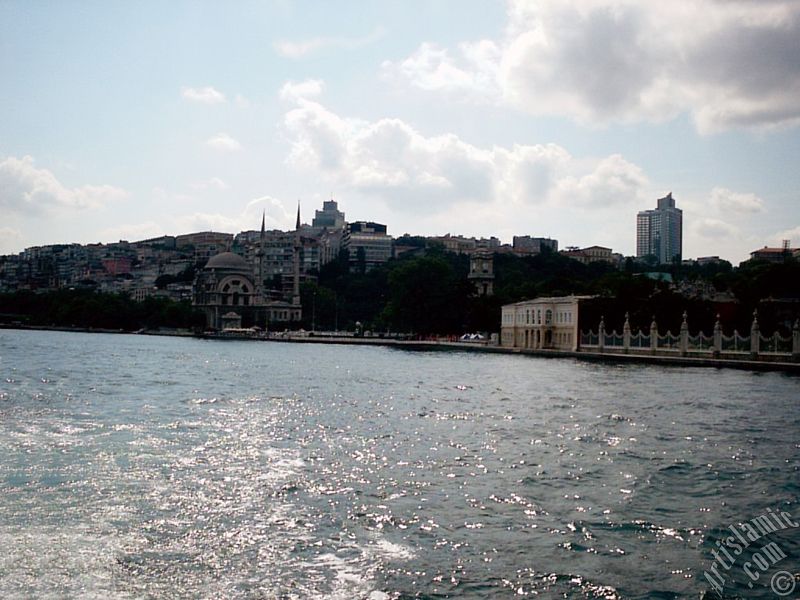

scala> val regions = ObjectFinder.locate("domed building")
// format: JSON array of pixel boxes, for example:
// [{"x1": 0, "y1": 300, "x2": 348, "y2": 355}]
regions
[{"x1": 193, "y1": 214, "x2": 302, "y2": 330}]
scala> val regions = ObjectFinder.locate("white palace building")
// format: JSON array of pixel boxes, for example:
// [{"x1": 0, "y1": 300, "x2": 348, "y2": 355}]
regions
[{"x1": 500, "y1": 296, "x2": 591, "y2": 351}]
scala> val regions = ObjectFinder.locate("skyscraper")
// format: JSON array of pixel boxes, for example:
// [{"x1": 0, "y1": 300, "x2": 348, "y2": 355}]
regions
[
  {"x1": 637, "y1": 193, "x2": 683, "y2": 264},
  {"x1": 311, "y1": 198, "x2": 346, "y2": 231}
]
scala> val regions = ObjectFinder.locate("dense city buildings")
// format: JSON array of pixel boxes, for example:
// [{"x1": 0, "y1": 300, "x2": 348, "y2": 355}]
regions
[
  {"x1": 559, "y1": 245, "x2": 619, "y2": 265},
  {"x1": 233, "y1": 227, "x2": 319, "y2": 297},
  {"x1": 175, "y1": 231, "x2": 234, "y2": 263},
  {"x1": 1, "y1": 191, "x2": 790, "y2": 333},
  {"x1": 637, "y1": 193, "x2": 683, "y2": 264},
  {"x1": 512, "y1": 236, "x2": 559, "y2": 255},
  {"x1": 342, "y1": 221, "x2": 393, "y2": 272},
  {"x1": 427, "y1": 234, "x2": 479, "y2": 254},
  {"x1": 425, "y1": 234, "x2": 501, "y2": 254},
  {"x1": 695, "y1": 256, "x2": 724, "y2": 266},
  {"x1": 311, "y1": 198, "x2": 346, "y2": 232},
  {"x1": 749, "y1": 241, "x2": 798, "y2": 263}
]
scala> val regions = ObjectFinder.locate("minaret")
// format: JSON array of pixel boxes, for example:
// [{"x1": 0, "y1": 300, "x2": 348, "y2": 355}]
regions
[
  {"x1": 292, "y1": 202, "x2": 301, "y2": 306},
  {"x1": 256, "y1": 210, "x2": 265, "y2": 296}
]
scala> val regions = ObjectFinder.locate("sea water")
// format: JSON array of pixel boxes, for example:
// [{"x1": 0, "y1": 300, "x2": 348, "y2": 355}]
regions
[{"x1": 0, "y1": 329, "x2": 797, "y2": 598}]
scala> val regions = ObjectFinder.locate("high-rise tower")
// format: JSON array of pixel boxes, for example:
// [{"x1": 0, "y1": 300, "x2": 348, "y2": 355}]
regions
[{"x1": 637, "y1": 193, "x2": 683, "y2": 264}]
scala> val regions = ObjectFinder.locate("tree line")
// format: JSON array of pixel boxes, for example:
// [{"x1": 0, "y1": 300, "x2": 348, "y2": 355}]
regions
[
  {"x1": 0, "y1": 288, "x2": 204, "y2": 331},
  {"x1": 301, "y1": 247, "x2": 799, "y2": 336}
]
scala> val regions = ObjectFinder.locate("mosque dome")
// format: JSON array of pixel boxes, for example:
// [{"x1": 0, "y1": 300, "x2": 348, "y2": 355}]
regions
[{"x1": 204, "y1": 252, "x2": 249, "y2": 270}]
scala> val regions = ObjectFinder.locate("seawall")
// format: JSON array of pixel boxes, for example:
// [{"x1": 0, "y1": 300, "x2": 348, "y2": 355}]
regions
[{"x1": 256, "y1": 335, "x2": 800, "y2": 374}]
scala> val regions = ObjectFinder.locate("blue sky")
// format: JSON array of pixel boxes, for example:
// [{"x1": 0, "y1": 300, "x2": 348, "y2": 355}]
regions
[{"x1": 1, "y1": 0, "x2": 799, "y2": 263}]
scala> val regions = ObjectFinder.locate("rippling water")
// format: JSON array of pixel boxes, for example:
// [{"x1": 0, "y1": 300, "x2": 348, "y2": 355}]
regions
[{"x1": 0, "y1": 329, "x2": 798, "y2": 599}]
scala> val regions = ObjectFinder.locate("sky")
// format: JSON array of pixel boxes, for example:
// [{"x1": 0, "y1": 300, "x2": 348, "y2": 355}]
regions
[{"x1": 1, "y1": 0, "x2": 799, "y2": 264}]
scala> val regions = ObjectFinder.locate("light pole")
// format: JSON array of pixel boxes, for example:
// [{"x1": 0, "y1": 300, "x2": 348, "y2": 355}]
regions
[{"x1": 312, "y1": 290, "x2": 316, "y2": 332}]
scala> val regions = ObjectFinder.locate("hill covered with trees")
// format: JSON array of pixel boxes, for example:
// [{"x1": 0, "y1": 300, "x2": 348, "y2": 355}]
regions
[{"x1": 301, "y1": 248, "x2": 800, "y2": 336}]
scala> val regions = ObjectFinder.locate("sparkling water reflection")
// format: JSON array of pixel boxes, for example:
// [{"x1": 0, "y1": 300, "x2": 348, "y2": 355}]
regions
[{"x1": 0, "y1": 329, "x2": 798, "y2": 599}]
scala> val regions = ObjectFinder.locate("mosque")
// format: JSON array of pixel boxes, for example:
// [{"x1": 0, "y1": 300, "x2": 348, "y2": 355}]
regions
[{"x1": 193, "y1": 210, "x2": 302, "y2": 330}]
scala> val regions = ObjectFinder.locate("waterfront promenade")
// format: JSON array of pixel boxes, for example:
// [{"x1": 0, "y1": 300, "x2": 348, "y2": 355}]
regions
[
  {"x1": 2, "y1": 324, "x2": 798, "y2": 373},
  {"x1": 219, "y1": 331, "x2": 800, "y2": 373}
]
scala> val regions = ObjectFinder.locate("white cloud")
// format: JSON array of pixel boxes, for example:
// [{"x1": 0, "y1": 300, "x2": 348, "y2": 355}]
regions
[
  {"x1": 683, "y1": 214, "x2": 760, "y2": 263},
  {"x1": 181, "y1": 86, "x2": 226, "y2": 104},
  {"x1": 281, "y1": 89, "x2": 649, "y2": 214},
  {"x1": 204, "y1": 133, "x2": 242, "y2": 152},
  {"x1": 554, "y1": 154, "x2": 649, "y2": 207},
  {"x1": 709, "y1": 187, "x2": 765, "y2": 213},
  {"x1": 0, "y1": 155, "x2": 128, "y2": 213},
  {"x1": 243, "y1": 196, "x2": 293, "y2": 228},
  {"x1": 174, "y1": 196, "x2": 292, "y2": 233},
  {"x1": 98, "y1": 222, "x2": 166, "y2": 243},
  {"x1": 0, "y1": 227, "x2": 23, "y2": 254},
  {"x1": 770, "y1": 226, "x2": 800, "y2": 247},
  {"x1": 151, "y1": 186, "x2": 195, "y2": 205},
  {"x1": 691, "y1": 217, "x2": 740, "y2": 239},
  {"x1": 386, "y1": 0, "x2": 800, "y2": 133},
  {"x1": 92, "y1": 197, "x2": 293, "y2": 249},
  {"x1": 386, "y1": 41, "x2": 500, "y2": 101},
  {"x1": 174, "y1": 212, "x2": 242, "y2": 233},
  {"x1": 191, "y1": 177, "x2": 229, "y2": 191},
  {"x1": 274, "y1": 27, "x2": 386, "y2": 59},
  {"x1": 279, "y1": 79, "x2": 325, "y2": 102}
]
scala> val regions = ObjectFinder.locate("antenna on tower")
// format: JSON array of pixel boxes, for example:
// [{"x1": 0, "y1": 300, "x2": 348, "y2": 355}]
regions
[{"x1": 783, "y1": 239, "x2": 790, "y2": 251}]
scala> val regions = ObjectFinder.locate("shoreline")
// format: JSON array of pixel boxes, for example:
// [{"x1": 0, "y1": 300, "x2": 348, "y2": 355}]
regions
[
  {"x1": 2, "y1": 324, "x2": 799, "y2": 374},
  {"x1": 260, "y1": 335, "x2": 800, "y2": 373}
]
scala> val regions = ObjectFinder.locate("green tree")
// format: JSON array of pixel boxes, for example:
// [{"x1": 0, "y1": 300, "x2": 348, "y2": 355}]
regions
[{"x1": 382, "y1": 255, "x2": 470, "y2": 334}]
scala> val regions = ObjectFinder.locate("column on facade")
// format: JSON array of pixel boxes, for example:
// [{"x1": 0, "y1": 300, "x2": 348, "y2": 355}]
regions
[
  {"x1": 679, "y1": 311, "x2": 689, "y2": 356},
  {"x1": 598, "y1": 316, "x2": 605, "y2": 352},
  {"x1": 750, "y1": 310, "x2": 760, "y2": 356},
  {"x1": 650, "y1": 316, "x2": 658, "y2": 353},
  {"x1": 750, "y1": 309, "x2": 761, "y2": 356},
  {"x1": 623, "y1": 312, "x2": 631, "y2": 352}
]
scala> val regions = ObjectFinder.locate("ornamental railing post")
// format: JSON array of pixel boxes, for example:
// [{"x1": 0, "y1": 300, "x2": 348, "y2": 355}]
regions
[
  {"x1": 623, "y1": 312, "x2": 631, "y2": 353},
  {"x1": 679, "y1": 310, "x2": 689, "y2": 356},
  {"x1": 650, "y1": 316, "x2": 658, "y2": 354},
  {"x1": 598, "y1": 316, "x2": 605, "y2": 353},
  {"x1": 750, "y1": 310, "x2": 760, "y2": 357},
  {"x1": 713, "y1": 314, "x2": 722, "y2": 358}
]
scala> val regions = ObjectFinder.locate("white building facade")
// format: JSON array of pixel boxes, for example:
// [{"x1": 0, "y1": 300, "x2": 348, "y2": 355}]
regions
[{"x1": 501, "y1": 296, "x2": 590, "y2": 351}]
